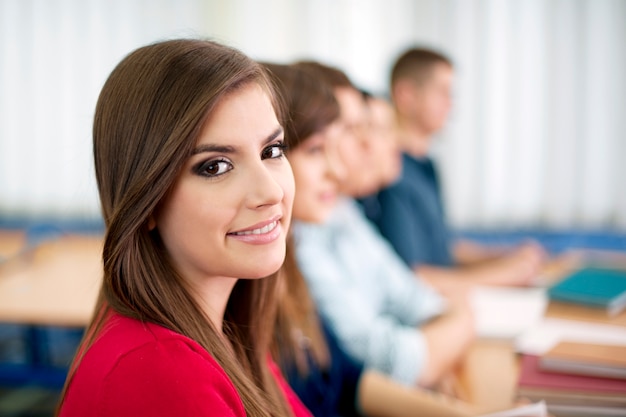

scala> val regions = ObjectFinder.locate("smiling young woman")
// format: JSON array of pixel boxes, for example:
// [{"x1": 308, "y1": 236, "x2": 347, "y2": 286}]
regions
[{"x1": 55, "y1": 39, "x2": 308, "y2": 417}]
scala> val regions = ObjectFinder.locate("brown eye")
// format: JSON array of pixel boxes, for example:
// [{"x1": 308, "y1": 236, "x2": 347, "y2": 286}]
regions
[
  {"x1": 195, "y1": 159, "x2": 232, "y2": 177},
  {"x1": 262, "y1": 143, "x2": 287, "y2": 160}
]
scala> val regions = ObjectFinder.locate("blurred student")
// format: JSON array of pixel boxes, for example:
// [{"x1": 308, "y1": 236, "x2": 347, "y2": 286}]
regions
[
  {"x1": 56, "y1": 39, "x2": 310, "y2": 417},
  {"x1": 362, "y1": 47, "x2": 547, "y2": 295},
  {"x1": 265, "y1": 62, "x2": 478, "y2": 417},
  {"x1": 357, "y1": 93, "x2": 404, "y2": 218},
  {"x1": 289, "y1": 60, "x2": 475, "y2": 389}
]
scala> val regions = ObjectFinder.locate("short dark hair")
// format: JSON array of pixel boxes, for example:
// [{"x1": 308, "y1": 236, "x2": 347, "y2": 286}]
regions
[{"x1": 390, "y1": 47, "x2": 452, "y2": 89}]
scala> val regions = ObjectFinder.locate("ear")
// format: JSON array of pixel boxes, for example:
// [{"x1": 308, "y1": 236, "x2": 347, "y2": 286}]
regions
[{"x1": 147, "y1": 215, "x2": 156, "y2": 231}]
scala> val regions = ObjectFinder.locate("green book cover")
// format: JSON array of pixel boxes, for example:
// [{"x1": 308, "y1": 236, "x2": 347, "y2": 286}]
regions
[{"x1": 548, "y1": 267, "x2": 626, "y2": 316}]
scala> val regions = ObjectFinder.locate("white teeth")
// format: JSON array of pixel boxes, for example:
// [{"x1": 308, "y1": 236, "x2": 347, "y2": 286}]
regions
[{"x1": 233, "y1": 221, "x2": 277, "y2": 236}]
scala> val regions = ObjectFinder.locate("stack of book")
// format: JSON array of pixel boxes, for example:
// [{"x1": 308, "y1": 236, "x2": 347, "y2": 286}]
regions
[
  {"x1": 515, "y1": 266, "x2": 626, "y2": 416},
  {"x1": 517, "y1": 343, "x2": 626, "y2": 416},
  {"x1": 547, "y1": 267, "x2": 626, "y2": 317}
]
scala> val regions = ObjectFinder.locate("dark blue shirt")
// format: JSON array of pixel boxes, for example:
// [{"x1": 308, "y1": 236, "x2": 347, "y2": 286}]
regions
[
  {"x1": 360, "y1": 153, "x2": 453, "y2": 268},
  {"x1": 280, "y1": 319, "x2": 363, "y2": 417}
]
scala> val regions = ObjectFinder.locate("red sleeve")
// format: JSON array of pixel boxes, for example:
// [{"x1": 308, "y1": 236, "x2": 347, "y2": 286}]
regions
[
  {"x1": 267, "y1": 357, "x2": 313, "y2": 417},
  {"x1": 97, "y1": 339, "x2": 246, "y2": 417}
]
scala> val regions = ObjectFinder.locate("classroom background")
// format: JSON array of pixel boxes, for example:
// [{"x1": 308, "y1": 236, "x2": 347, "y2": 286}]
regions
[
  {"x1": 1, "y1": 1, "x2": 626, "y2": 415},
  {"x1": 1, "y1": 0, "x2": 625, "y2": 236}
]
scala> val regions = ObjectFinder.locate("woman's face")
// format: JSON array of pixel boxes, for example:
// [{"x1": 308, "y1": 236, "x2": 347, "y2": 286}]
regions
[
  {"x1": 332, "y1": 87, "x2": 378, "y2": 198},
  {"x1": 367, "y1": 98, "x2": 402, "y2": 188},
  {"x1": 288, "y1": 121, "x2": 344, "y2": 223},
  {"x1": 155, "y1": 83, "x2": 295, "y2": 285}
]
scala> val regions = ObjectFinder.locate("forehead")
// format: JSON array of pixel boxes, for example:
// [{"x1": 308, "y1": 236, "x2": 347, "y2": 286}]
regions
[
  {"x1": 427, "y1": 63, "x2": 453, "y2": 84},
  {"x1": 197, "y1": 83, "x2": 278, "y2": 146},
  {"x1": 334, "y1": 87, "x2": 366, "y2": 123}
]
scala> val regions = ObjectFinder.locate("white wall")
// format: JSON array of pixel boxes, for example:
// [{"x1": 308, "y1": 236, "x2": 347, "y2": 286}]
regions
[{"x1": 1, "y1": 0, "x2": 624, "y2": 230}]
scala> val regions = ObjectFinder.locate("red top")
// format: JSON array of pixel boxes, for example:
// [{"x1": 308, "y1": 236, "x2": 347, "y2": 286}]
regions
[{"x1": 59, "y1": 312, "x2": 312, "y2": 417}]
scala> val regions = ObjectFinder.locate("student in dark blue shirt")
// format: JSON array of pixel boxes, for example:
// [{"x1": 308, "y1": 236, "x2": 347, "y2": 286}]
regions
[{"x1": 363, "y1": 48, "x2": 548, "y2": 296}]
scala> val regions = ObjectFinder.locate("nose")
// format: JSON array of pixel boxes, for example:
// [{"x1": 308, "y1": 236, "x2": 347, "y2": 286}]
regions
[{"x1": 245, "y1": 161, "x2": 285, "y2": 209}]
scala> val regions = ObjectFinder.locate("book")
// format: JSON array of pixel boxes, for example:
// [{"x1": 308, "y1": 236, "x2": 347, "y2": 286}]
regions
[
  {"x1": 515, "y1": 317, "x2": 626, "y2": 356},
  {"x1": 547, "y1": 267, "x2": 626, "y2": 316},
  {"x1": 477, "y1": 401, "x2": 547, "y2": 417},
  {"x1": 547, "y1": 404, "x2": 626, "y2": 416},
  {"x1": 517, "y1": 354, "x2": 626, "y2": 407},
  {"x1": 540, "y1": 341, "x2": 626, "y2": 380}
]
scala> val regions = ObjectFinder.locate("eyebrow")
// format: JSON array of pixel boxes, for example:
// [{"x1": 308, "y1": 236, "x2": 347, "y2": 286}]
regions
[{"x1": 191, "y1": 126, "x2": 284, "y2": 156}]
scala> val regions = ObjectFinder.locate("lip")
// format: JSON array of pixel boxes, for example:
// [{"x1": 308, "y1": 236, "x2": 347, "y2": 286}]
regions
[{"x1": 228, "y1": 215, "x2": 283, "y2": 245}]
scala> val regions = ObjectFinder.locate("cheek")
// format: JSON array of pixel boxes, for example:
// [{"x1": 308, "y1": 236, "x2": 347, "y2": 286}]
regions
[
  {"x1": 292, "y1": 168, "x2": 312, "y2": 209},
  {"x1": 290, "y1": 155, "x2": 321, "y2": 191},
  {"x1": 338, "y1": 143, "x2": 359, "y2": 170},
  {"x1": 290, "y1": 162, "x2": 319, "y2": 217},
  {"x1": 278, "y1": 163, "x2": 296, "y2": 209},
  {"x1": 288, "y1": 158, "x2": 307, "y2": 196},
  {"x1": 156, "y1": 185, "x2": 190, "y2": 236},
  {"x1": 155, "y1": 186, "x2": 205, "y2": 262}
]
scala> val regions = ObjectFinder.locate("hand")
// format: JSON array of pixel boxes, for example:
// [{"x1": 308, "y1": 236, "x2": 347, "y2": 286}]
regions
[
  {"x1": 501, "y1": 241, "x2": 548, "y2": 286},
  {"x1": 520, "y1": 241, "x2": 548, "y2": 280}
]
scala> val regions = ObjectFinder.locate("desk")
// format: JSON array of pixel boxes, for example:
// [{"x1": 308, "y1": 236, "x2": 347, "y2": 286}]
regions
[
  {"x1": 0, "y1": 230, "x2": 26, "y2": 261},
  {"x1": 456, "y1": 340, "x2": 519, "y2": 410},
  {"x1": 2, "y1": 234, "x2": 624, "y2": 411},
  {"x1": 0, "y1": 234, "x2": 102, "y2": 327},
  {"x1": 546, "y1": 300, "x2": 626, "y2": 327},
  {"x1": 455, "y1": 294, "x2": 626, "y2": 411},
  {"x1": 1, "y1": 231, "x2": 523, "y2": 409}
]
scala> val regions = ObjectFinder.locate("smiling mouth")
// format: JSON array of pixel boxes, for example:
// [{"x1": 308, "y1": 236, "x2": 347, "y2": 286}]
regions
[{"x1": 231, "y1": 220, "x2": 278, "y2": 236}]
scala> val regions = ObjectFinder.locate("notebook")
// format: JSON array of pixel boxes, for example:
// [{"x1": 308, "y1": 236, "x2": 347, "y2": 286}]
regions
[
  {"x1": 547, "y1": 267, "x2": 626, "y2": 316},
  {"x1": 517, "y1": 354, "x2": 626, "y2": 407},
  {"x1": 540, "y1": 341, "x2": 626, "y2": 380}
]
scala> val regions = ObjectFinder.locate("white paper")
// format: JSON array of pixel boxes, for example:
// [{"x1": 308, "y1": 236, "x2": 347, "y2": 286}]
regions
[
  {"x1": 478, "y1": 401, "x2": 547, "y2": 417},
  {"x1": 515, "y1": 317, "x2": 626, "y2": 355},
  {"x1": 469, "y1": 286, "x2": 548, "y2": 339}
]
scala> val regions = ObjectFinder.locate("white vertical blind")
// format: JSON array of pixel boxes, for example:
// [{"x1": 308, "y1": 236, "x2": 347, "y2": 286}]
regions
[
  {"x1": 578, "y1": 0, "x2": 622, "y2": 227},
  {"x1": 0, "y1": 0, "x2": 208, "y2": 220},
  {"x1": 543, "y1": 0, "x2": 583, "y2": 228},
  {"x1": 427, "y1": 0, "x2": 626, "y2": 230},
  {"x1": 0, "y1": 0, "x2": 624, "y2": 230}
]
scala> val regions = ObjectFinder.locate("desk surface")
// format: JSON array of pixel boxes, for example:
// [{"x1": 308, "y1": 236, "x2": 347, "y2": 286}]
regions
[
  {"x1": 0, "y1": 234, "x2": 102, "y2": 327},
  {"x1": 457, "y1": 291, "x2": 626, "y2": 410},
  {"x1": 1, "y1": 230, "x2": 516, "y2": 410},
  {"x1": 2, "y1": 230, "x2": 625, "y2": 411},
  {"x1": 455, "y1": 340, "x2": 520, "y2": 410},
  {"x1": 0, "y1": 230, "x2": 26, "y2": 260}
]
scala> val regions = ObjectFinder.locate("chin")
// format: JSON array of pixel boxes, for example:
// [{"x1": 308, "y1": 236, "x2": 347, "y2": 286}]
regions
[{"x1": 243, "y1": 251, "x2": 286, "y2": 279}]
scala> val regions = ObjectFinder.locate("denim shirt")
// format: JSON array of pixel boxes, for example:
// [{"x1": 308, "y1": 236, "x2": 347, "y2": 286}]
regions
[{"x1": 292, "y1": 197, "x2": 445, "y2": 386}]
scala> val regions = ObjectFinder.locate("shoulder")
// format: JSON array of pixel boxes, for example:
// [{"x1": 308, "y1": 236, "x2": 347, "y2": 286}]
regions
[
  {"x1": 61, "y1": 314, "x2": 245, "y2": 417},
  {"x1": 400, "y1": 154, "x2": 433, "y2": 180}
]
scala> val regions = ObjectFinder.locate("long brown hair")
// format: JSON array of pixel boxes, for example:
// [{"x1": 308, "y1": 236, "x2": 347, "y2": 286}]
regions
[
  {"x1": 57, "y1": 39, "x2": 291, "y2": 417},
  {"x1": 263, "y1": 63, "x2": 340, "y2": 376}
]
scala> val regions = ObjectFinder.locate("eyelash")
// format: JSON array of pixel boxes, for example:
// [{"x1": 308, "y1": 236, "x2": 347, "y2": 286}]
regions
[
  {"x1": 262, "y1": 141, "x2": 288, "y2": 159},
  {"x1": 194, "y1": 141, "x2": 288, "y2": 179},
  {"x1": 194, "y1": 158, "x2": 233, "y2": 178}
]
